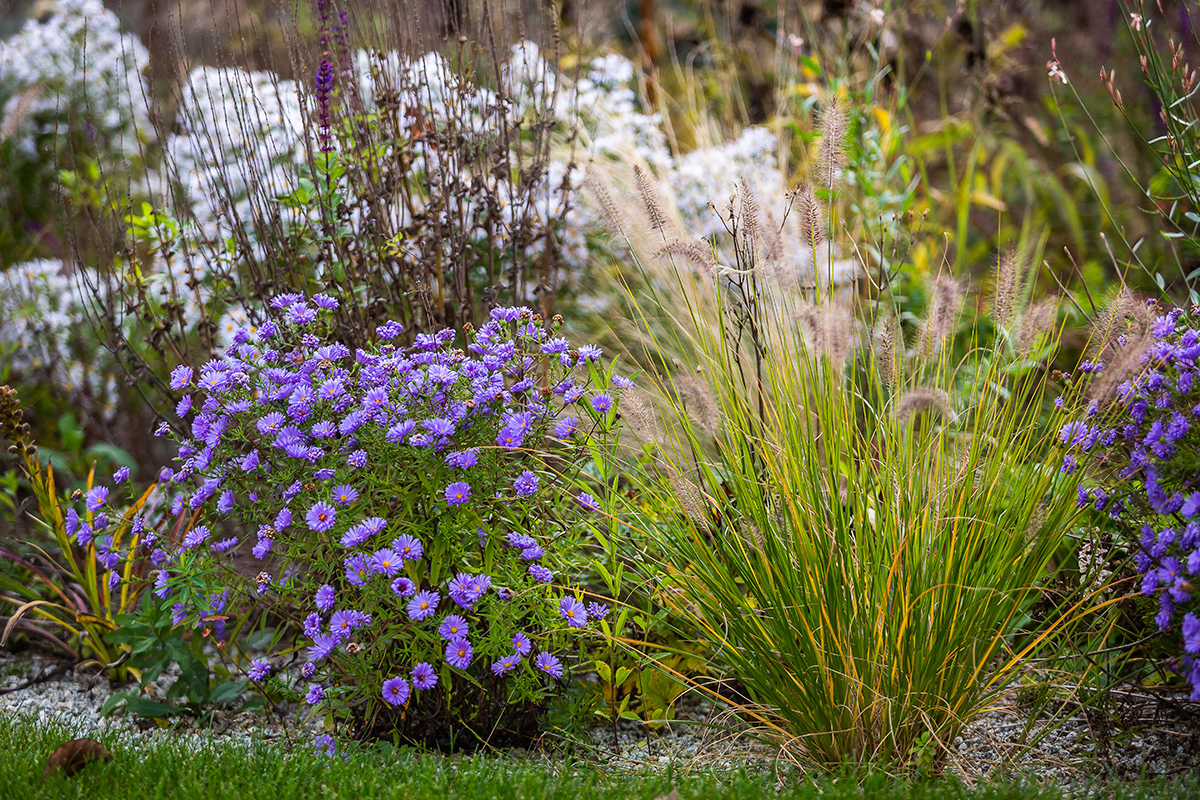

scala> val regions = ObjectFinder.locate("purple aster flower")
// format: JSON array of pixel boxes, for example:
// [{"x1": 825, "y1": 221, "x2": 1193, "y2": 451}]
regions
[
  {"x1": 520, "y1": 545, "x2": 545, "y2": 561},
  {"x1": 552, "y1": 416, "x2": 577, "y2": 438},
  {"x1": 344, "y1": 554, "x2": 371, "y2": 586},
  {"x1": 528, "y1": 564, "x2": 553, "y2": 582},
  {"x1": 210, "y1": 537, "x2": 238, "y2": 553},
  {"x1": 382, "y1": 676, "x2": 410, "y2": 706},
  {"x1": 312, "y1": 419, "x2": 338, "y2": 437},
  {"x1": 448, "y1": 572, "x2": 489, "y2": 609},
  {"x1": 411, "y1": 662, "x2": 437, "y2": 690},
  {"x1": 590, "y1": 394, "x2": 614, "y2": 414},
  {"x1": 371, "y1": 548, "x2": 401, "y2": 577},
  {"x1": 240, "y1": 450, "x2": 260, "y2": 471},
  {"x1": 305, "y1": 684, "x2": 325, "y2": 705},
  {"x1": 313, "y1": 293, "x2": 338, "y2": 309},
  {"x1": 347, "y1": 449, "x2": 367, "y2": 468},
  {"x1": 65, "y1": 508, "x2": 80, "y2": 538},
  {"x1": 491, "y1": 654, "x2": 520, "y2": 675},
  {"x1": 438, "y1": 615, "x2": 469, "y2": 640},
  {"x1": 85, "y1": 486, "x2": 109, "y2": 513},
  {"x1": 252, "y1": 537, "x2": 273, "y2": 559},
  {"x1": 301, "y1": 662, "x2": 316, "y2": 679},
  {"x1": 314, "y1": 468, "x2": 336, "y2": 481},
  {"x1": 393, "y1": 534, "x2": 423, "y2": 561},
  {"x1": 275, "y1": 507, "x2": 294, "y2": 530},
  {"x1": 181, "y1": 524, "x2": 211, "y2": 550},
  {"x1": 112, "y1": 466, "x2": 130, "y2": 484},
  {"x1": 534, "y1": 651, "x2": 564, "y2": 679},
  {"x1": 217, "y1": 489, "x2": 235, "y2": 514},
  {"x1": 445, "y1": 481, "x2": 472, "y2": 506},
  {"x1": 315, "y1": 584, "x2": 336, "y2": 613},
  {"x1": 248, "y1": 658, "x2": 271, "y2": 683},
  {"x1": 496, "y1": 425, "x2": 526, "y2": 449},
  {"x1": 303, "y1": 612, "x2": 323, "y2": 638},
  {"x1": 378, "y1": 320, "x2": 404, "y2": 339},
  {"x1": 445, "y1": 449, "x2": 479, "y2": 469},
  {"x1": 511, "y1": 632, "x2": 532, "y2": 656},
  {"x1": 306, "y1": 501, "x2": 337, "y2": 532},
  {"x1": 513, "y1": 470, "x2": 539, "y2": 497},
  {"x1": 154, "y1": 569, "x2": 171, "y2": 598},
  {"x1": 170, "y1": 365, "x2": 193, "y2": 391},
  {"x1": 391, "y1": 577, "x2": 417, "y2": 598},
  {"x1": 1185, "y1": 613, "x2": 1200, "y2": 654},
  {"x1": 330, "y1": 609, "x2": 359, "y2": 639},
  {"x1": 559, "y1": 596, "x2": 588, "y2": 628},
  {"x1": 612, "y1": 375, "x2": 635, "y2": 389},
  {"x1": 332, "y1": 484, "x2": 358, "y2": 505},
  {"x1": 445, "y1": 636, "x2": 474, "y2": 670},
  {"x1": 587, "y1": 602, "x2": 610, "y2": 621},
  {"x1": 176, "y1": 395, "x2": 193, "y2": 416},
  {"x1": 576, "y1": 492, "x2": 599, "y2": 511},
  {"x1": 578, "y1": 344, "x2": 602, "y2": 362},
  {"x1": 407, "y1": 590, "x2": 439, "y2": 621}
]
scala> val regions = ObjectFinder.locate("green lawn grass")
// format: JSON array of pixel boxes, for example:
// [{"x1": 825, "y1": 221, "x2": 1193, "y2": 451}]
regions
[{"x1": 2, "y1": 714, "x2": 1198, "y2": 800}]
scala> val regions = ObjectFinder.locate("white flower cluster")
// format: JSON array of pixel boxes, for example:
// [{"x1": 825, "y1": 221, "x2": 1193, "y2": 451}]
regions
[
  {"x1": 0, "y1": 259, "x2": 119, "y2": 420},
  {"x1": 0, "y1": 0, "x2": 150, "y2": 159}
]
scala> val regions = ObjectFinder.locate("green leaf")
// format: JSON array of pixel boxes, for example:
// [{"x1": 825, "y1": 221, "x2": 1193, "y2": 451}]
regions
[
  {"x1": 595, "y1": 662, "x2": 612, "y2": 683},
  {"x1": 125, "y1": 698, "x2": 176, "y2": 718}
]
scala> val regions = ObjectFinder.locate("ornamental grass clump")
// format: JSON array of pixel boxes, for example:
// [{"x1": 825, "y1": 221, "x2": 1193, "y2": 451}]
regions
[
  {"x1": 1072, "y1": 300, "x2": 1200, "y2": 698},
  {"x1": 152, "y1": 294, "x2": 621, "y2": 748},
  {"x1": 599, "y1": 108, "x2": 1088, "y2": 768}
]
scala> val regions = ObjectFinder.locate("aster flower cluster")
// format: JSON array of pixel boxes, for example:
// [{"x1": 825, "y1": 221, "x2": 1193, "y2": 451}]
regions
[
  {"x1": 1071, "y1": 306, "x2": 1200, "y2": 699},
  {"x1": 152, "y1": 294, "x2": 622, "y2": 740}
]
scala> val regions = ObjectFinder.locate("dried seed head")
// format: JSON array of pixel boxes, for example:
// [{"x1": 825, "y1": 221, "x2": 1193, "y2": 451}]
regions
[
  {"x1": 793, "y1": 184, "x2": 824, "y2": 252},
  {"x1": 916, "y1": 275, "x2": 963, "y2": 362},
  {"x1": 1088, "y1": 288, "x2": 1152, "y2": 364},
  {"x1": 633, "y1": 164, "x2": 668, "y2": 233},
  {"x1": 676, "y1": 376, "x2": 718, "y2": 436},
  {"x1": 894, "y1": 387, "x2": 955, "y2": 424},
  {"x1": 1016, "y1": 297, "x2": 1059, "y2": 356},
  {"x1": 873, "y1": 315, "x2": 902, "y2": 386},
  {"x1": 663, "y1": 462, "x2": 708, "y2": 523},
  {"x1": 815, "y1": 98, "x2": 849, "y2": 190},
  {"x1": 738, "y1": 179, "x2": 761, "y2": 251},
  {"x1": 992, "y1": 248, "x2": 1024, "y2": 330},
  {"x1": 585, "y1": 164, "x2": 625, "y2": 237},
  {"x1": 654, "y1": 240, "x2": 717, "y2": 279},
  {"x1": 620, "y1": 389, "x2": 661, "y2": 443},
  {"x1": 794, "y1": 301, "x2": 858, "y2": 368}
]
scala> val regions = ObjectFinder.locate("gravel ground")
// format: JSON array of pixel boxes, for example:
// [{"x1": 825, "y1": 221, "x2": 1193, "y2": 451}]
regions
[{"x1": 2, "y1": 649, "x2": 1198, "y2": 787}]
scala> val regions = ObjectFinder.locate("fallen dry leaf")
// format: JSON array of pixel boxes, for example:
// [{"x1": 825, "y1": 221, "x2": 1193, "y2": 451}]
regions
[{"x1": 42, "y1": 738, "x2": 113, "y2": 780}]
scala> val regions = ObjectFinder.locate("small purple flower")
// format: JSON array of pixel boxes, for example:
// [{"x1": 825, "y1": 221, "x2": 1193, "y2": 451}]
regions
[
  {"x1": 445, "y1": 636, "x2": 474, "y2": 670},
  {"x1": 393, "y1": 534, "x2": 423, "y2": 561},
  {"x1": 305, "y1": 684, "x2": 325, "y2": 705},
  {"x1": 552, "y1": 416, "x2": 577, "y2": 438},
  {"x1": 85, "y1": 486, "x2": 109, "y2": 513},
  {"x1": 170, "y1": 365, "x2": 193, "y2": 391},
  {"x1": 332, "y1": 484, "x2": 358, "y2": 505},
  {"x1": 248, "y1": 658, "x2": 271, "y2": 683},
  {"x1": 306, "y1": 501, "x2": 337, "y2": 532},
  {"x1": 438, "y1": 615, "x2": 469, "y2": 640},
  {"x1": 587, "y1": 602, "x2": 610, "y2": 621},
  {"x1": 491, "y1": 654, "x2": 520, "y2": 675},
  {"x1": 512, "y1": 632, "x2": 532, "y2": 656},
  {"x1": 445, "y1": 449, "x2": 479, "y2": 469},
  {"x1": 445, "y1": 481, "x2": 472, "y2": 506},
  {"x1": 534, "y1": 651, "x2": 564, "y2": 679},
  {"x1": 382, "y1": 676, "x2": 410, "y2": 706},
  {"x1": 559, "y1": 596, "x2": 588, "y2": 628},
  {"x1": 391, "y1": 576, "x2": 416, "y2": 597},
  {"x1": 576, "y1": 492, "x2": 599, "y2": 511},
  {"x1": 411, "y1": 662, "x2": 438, "y2": 690},
  {"x1": 528, "y1": 564, "x2": 554, "y2": 582},
  {"x1": 590, "y1": 394, "x2": 614, "y2": 414},
  {"x1": 112, "y1": 466, "x2": 130, "y2": 484},
  {"x1": 371, "y1": 548, "x2": 401, "y2": 577},
  {"x1": 513, "y1": 470, "x2": 539, "y2": 497},
  {"x1": 315, "y1": 584, "x2": 336, "y2": 613},
  {"x1": 210, "y1": 537, "x2": 238, "y2": 553},
  {"x1": 1185, "y1": 613, "x2": 1200, "y2": 654},
  {"x1": 304, "y1": 613, "x2": 323, "y2": 638},
  {"x1": 347, "y1": 449, "x2": 367, "y2": 468},
  {"x1": 408, "y1": 590, "x2": 439, "y2": 621}
]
